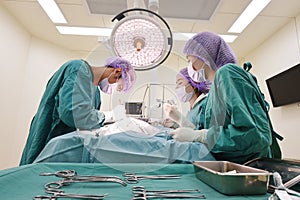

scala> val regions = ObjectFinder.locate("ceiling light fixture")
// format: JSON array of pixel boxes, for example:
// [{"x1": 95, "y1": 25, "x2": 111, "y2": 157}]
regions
[
  {"x1": 56, "y1": 26, "x2": 237, "y2": 43},
  {"x1": 228, "y1": 0, "x2": 271, "y2": 33},
  {"x1": 56, "y1": 26, "x2": 112, "y2": 36},
  {"x1": 37, "y1": 0, "x2": 67, "y2": 24}
]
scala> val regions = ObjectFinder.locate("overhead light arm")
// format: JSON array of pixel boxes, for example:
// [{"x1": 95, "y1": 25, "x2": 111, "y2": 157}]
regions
[{"x1": 148, "y1": 0, "x2": 159, "y2": 13}]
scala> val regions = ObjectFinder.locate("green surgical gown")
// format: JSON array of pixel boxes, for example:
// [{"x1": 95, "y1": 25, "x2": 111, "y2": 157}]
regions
[
  {"x1": 186, "y1": 95, "x2": 207, "y2": 130},
  {"x1": 204, "y1": 64, "x2": 272, "y2": 164},
  {"x1": 20, "y1": 59, "x2": 104, "y2": 165}
]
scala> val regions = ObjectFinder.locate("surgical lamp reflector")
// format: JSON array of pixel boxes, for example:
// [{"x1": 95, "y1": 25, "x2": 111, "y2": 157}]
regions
[{"x1": 111, "y1": 8, "x2": 173, "y2": 71}]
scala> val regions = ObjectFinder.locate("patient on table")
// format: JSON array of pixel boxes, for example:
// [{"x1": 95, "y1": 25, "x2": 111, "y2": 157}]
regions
[{"x1": 33, "y1": 105, "x2": 215, "y2": 164}]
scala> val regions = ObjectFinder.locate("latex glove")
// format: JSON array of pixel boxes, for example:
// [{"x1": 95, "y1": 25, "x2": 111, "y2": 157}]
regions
[
  {"x1": 103, "y1": 111, "x2": 114, "y2": 123},
  {"x1": 164, "y1": 103, "x2": 181, "y2": 122},
  {"x1": 162, "y1": 118, "x2": 179, "y2": 129},
  {"x1": 163, "y1": 103, "x2": 195, "y2": 129},
  {"x1": 102, "y1": 105, "x2": 127, "y2": 124},
  {"x1": 169, "y1": 127, "x2": 208, "y2": 143},
  {"x1": 112, "y1": 104, "x2": 126, "y2": 121}
]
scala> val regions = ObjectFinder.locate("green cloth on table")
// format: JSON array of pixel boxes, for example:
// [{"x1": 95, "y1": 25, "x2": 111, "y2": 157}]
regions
[{"x1": 0, "y1": 163, "x2": 270, "y2": 199}]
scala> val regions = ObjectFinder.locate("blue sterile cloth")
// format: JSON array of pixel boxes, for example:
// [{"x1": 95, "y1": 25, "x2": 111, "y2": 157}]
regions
[{"x1": 34, "y1": 130, "x2": 215, "y2": 164}]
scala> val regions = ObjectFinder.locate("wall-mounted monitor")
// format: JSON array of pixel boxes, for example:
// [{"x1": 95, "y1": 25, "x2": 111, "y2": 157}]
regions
[{"x1": 266, "y1": 63, "x2": 300, "y2": 107}]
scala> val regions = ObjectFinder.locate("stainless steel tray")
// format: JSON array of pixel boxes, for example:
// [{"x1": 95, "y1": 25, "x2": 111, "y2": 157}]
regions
[{"x1": 193, "y1": 161, "x2": 271, "y2": 195}]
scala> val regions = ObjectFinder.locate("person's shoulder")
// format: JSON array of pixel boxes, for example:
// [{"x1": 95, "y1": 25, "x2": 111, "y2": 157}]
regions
[
  {"x1": 217, "y1": 63, "x2": 241, "y2": 73},
  {"x1": 62, "y1": 59, "x2": 90, "y2": 72},
  {"x1": 216, "y1": 63, "x2": 248, "y2": 78},
  {"x1": 65, "y1": 59, "x2": 88, "y2": 66}
]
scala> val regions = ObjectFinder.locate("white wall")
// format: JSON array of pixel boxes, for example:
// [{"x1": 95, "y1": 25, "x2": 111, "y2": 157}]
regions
[
  {"x1": 244, "y1": 16, "x2": 300, "y2": 159},
  {"x1": 0, "y1": 4, "x2": 82, "y2": 169},
  {"x1": 0, "y1": 2, "x2": 30, "y2": 169}
]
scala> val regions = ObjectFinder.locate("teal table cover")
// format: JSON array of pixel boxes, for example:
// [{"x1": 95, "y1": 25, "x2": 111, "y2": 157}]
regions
[{"x1": 0, "y1": 163, "x2": 270, "y2": 199}]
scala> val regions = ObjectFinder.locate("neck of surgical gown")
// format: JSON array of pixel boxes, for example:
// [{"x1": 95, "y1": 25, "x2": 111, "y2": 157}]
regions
[
  {"x1": 20, "y1": 59, "x2": 103, "y2": 165},
  {"x1": 204, "y1": 64, "x2": 272, "y2": 164}
]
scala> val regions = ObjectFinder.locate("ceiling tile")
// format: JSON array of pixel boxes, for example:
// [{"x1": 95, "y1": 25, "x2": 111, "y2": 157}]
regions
[
  {"x1": 157, "y1": 0, "x2": 220, "y2": 20},
  {"x1": 60, "y1": 3, "x2": 106, "y2": 27},
  {"x1": 85, "y1": 0, "x2": 127, "y2": 15}
]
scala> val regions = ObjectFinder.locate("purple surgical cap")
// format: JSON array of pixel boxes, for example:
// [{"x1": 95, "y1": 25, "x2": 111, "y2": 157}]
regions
[
  {"x1": 183, "y1": 32, "x2": 237, "y2": 71},
  {"x1": 105, "y1": 56, "x2": 136, "y2": 93},
  {"x1": 179, "y1": 67, "x2": 209, "y2": 94}
]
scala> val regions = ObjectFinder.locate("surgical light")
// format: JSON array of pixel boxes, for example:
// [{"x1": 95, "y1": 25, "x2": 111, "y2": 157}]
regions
[{"x1": 110, "y1": 8, "x2": 173, "y2": 71}]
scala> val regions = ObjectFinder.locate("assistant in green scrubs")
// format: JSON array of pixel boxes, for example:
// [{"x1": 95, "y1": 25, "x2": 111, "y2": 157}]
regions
[
  {"x1": 20, "y1": 57, "x2": 136, "y2": 165},
  {"x1": 204, "y1": 64, "x2": 273, "y2": 164},
  {"x1": 164, "y1": 67, "x2": 209, "y2": 130},
  {"x1": 170, "y1": 32, "x2": 282, "y2": 164}
]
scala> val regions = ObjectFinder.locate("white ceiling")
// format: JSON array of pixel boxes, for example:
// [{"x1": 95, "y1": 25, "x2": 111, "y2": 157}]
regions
[{"x1": 2, "y1": 0, "x2": 300, "y2": 60}]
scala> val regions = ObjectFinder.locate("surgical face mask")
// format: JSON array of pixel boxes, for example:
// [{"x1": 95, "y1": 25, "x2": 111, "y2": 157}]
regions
[
  {"x1": 187, "y1": 61, "x2": 206, "y2": 83},
  {"x1": 175, "y1": 85, "x2": 194, "y2": 103},
  {"x1": 99, "y1": 78, "x2": 115, "y2": 94}
]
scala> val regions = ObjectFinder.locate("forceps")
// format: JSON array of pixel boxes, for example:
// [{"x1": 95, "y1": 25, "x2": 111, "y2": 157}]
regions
[
  {"x1": 40, "y1": 170, "x2": 77, "y2": 178},
  {"x1": 123, "y1": 173, "x2": 181, "y2": 184},
  {"x1": 131, "y1": 186, "x2": 206, "y2": 199},
  {"x1": 44, "y1": 176, "x2": 127, "y2": 189},
  {"x1": 34, "y1": 188, "x2": 106, "y2": 199},
  {"x1": 41, "y1": 170, "x2": 127, "y2": 188},
  {"x1": 40, "y1": 170, "x2": 123, "y2": 180}
]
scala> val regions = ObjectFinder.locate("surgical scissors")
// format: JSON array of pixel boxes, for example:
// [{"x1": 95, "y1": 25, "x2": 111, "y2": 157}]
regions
[
  {"x1": 34, "y1": 188, "x2": 106, "y2": 199},
  {"x1": 123, "y1": 172, "x2": 181, "y2": 184},
  {"x1": 131, "y1": 186, "x2": 206, "y2": 199}
]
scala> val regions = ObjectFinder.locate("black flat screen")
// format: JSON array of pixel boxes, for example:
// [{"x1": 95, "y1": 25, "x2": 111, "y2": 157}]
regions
[{"x1": 266, "y1": 63, "x2": 300, "y2": 107}]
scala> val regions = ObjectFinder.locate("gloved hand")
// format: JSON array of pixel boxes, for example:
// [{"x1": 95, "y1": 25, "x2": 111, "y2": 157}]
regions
[
  {"x1": 162, "y1": 118, "x2": 179, "y2": 129},
  {"x1": 164, "y1": 103, "x2": 181, "y2": 122},
  {"x1": 102, "y1": 105, "x2": 127, "y2": 124},
  {"x1": 112, "y1": 104, "x2": 126, "y2": 121},
  {"x1": 103, "y1": 111, "x2": 114, "y2": 123},
  {"x1": 164, "y1": 103, "x2": 195, "y2": 129},
  {"x1": 169, "y1": 127, "x2": 208, "y2": 143}
]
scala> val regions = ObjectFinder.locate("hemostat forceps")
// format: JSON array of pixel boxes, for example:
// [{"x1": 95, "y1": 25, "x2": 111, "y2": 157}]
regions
[
  {"x1": 40, "y1": 170, "x2": 124, "y2": 181},
  {"x1": 40, "y1": 170, "x2": 127, "y2": 189},
  {"x1": 44, "y1": 176, "x2": 127, "y2": 189},
  {"x1": 132, "y1": 186, "x2": 201, "y2": 193},
  {"x1": 40, "y1": 170, "x2": 77, "y2": 178},
  {"x1": 34, "y1": 188, "x2": 106, "y2": 199},
  {"x1": 131, "y1": 186, "x2": 206, "y2": 199},
  {"x1": 123, "y1": 172, "x2": 181, "y2": 184}
]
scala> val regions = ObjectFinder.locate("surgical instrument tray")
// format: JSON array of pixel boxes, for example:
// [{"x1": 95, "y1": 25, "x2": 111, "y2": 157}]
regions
[{"x1": 193, "y1": 161, "x2": 271, "y2": 195}]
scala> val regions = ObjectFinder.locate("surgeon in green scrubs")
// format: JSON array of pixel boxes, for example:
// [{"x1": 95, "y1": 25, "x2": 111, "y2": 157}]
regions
[
  {"x1": 170, "y1": 32, "x2": 282, "y2": 164},
  {"x1": 20, "y1": 57, "x2": 136, "y2": 165},
  {"x1": 164, "y1": 67, "x2": 209, "y2": 130}
]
